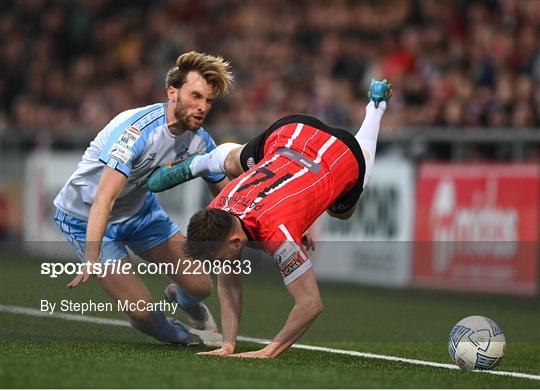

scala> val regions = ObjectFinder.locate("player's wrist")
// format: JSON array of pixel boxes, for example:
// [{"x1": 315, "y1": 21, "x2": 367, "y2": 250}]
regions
[
  {"x1": 261, "y1": 342, "x2": 281, "y2": 358},
  {"x1": 84, "y1": 244, "x2": 101, "y2": 263},
  {"x1": 83, "y1": 257, "x2": 100, "y2": 265}
]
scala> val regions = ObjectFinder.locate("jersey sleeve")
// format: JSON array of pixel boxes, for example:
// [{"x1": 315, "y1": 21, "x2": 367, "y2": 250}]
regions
[
  {"x1": 265, "y1": 224, "x2": 312, "y2": 285},
  {"x1": 99, "y1": 124, "x2": 148, "y2": 177},
  {"x1": 98, "y1": 105, "x2": 164, "y2": 177},
  {"x1": 198, "y1": 129, "x2": 227, "y2": 183}
]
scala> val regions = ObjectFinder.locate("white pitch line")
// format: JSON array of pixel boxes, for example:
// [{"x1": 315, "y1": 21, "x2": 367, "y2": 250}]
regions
[
  {"x1": 0, "y1": 304, "x2": 129, "y2": 327},
  {"x1": 1, "y1": 304, "x2": 539, "y2": 381}
]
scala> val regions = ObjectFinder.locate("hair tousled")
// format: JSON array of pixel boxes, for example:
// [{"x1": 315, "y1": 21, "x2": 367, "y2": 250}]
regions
[
  {"x1": 165, "y1": 51, "x2": 233, "y2": 97},
  {"x1": 184, "y1": 208, "x2": 235, "y2": 260}
]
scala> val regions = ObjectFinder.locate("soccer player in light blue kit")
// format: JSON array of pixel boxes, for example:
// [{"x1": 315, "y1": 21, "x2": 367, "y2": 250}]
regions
[{"x1": 53, "y1": 52, "x2": 233, "y2": 346}]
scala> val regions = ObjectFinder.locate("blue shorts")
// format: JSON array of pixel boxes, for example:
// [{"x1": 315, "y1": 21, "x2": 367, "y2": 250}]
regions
[{"x1": 54, "y1": 194, "x2": 180, "y2": 264}]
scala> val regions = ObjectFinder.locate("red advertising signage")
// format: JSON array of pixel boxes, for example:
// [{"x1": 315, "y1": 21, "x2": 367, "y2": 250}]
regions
[{"x1": 414, "y1": 164, "x2": 539, "y2": 295}]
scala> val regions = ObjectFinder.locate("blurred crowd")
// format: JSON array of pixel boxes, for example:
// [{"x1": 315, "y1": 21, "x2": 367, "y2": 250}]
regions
[{"x1": 1, "y1": 0, "x2": 540, "y2": 142}]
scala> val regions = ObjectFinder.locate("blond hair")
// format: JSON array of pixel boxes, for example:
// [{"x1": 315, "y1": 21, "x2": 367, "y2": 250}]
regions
[{"x1": 165, "y1": 51, "x2": 233, "y2": 97}]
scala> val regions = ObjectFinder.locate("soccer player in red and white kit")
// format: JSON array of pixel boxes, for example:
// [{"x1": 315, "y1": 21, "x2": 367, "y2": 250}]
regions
[{"x1": 148, "y1": 79, "x2": 391, "y2": 358}]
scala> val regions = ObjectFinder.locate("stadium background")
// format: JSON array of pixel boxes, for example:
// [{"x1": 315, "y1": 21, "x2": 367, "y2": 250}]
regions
[{"x1": 1, "y1": 0, "x2": 539, "y2": 388}]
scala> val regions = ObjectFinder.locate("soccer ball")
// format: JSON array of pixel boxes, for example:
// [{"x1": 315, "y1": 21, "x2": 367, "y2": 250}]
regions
[{"x1": 448, "y1": 315, "x2": 506, "y2": 371}]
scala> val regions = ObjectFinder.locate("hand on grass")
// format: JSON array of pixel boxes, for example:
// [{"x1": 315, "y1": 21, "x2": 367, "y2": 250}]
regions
[
  {"x1": 197, "y1": 342, "x2": 235, "y2": 357},
  {"x1": 67, "y1": 260, "x2": 102, "y2": 289},
  {"x1": 229, "y1": 348, "x2": 272, "y2": 359}
]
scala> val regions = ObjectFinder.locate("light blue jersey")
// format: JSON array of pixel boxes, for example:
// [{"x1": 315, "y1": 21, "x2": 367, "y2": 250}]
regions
[{"x1": 54, "y1": 103, "x2": 225, "y2": 223}]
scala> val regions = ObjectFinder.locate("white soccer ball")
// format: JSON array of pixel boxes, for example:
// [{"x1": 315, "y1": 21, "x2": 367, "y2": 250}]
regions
[{"x1": 448, "y1": 315, "x2": 506, "y2": 371}]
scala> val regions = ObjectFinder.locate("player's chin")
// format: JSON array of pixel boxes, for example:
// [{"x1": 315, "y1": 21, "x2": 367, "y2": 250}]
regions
[{"x1": 190, "y1": 116, "x2": 204, "y2": 129}]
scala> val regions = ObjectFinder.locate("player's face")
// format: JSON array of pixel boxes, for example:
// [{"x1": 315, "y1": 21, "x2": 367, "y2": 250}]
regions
[
  {"x1": 173, "y1": 71, "x2": 215, "y2": 131},
  {"x1": 214, "y1": 245, "x2": 240, "y2": 261},
  {"x1": 213, "y1": 234, "x2": 245, "y2": 261}
]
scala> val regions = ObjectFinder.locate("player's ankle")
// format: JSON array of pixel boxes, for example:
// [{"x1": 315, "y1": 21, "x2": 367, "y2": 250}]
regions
[{"x1": 367, "y1": 101, "x2": 386, "y2": 112}]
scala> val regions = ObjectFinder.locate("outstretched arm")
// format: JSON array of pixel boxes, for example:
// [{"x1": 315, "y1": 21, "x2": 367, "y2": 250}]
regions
[
  {"x1": 198, "y1": 272, "x2": 243, "y2": 356},
  {"x1": 68, "y1": 166, "x2": 127, "y2": 288},
  {"x1": 230, "y1": 269, "x2": 322, "y2": 359}
]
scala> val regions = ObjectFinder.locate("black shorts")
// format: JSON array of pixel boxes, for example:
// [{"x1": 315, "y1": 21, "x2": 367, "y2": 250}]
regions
[{"x1": 239, "y1": 114, "x2": 366, "y2": 215}]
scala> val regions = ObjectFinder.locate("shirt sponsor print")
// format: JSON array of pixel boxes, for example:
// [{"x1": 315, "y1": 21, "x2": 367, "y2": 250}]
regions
[
  {"x1": 118, "y1": 126, "x2": 141, "y2": 148},
  {"x1": 109, "y1": 143, "x2": 134, "y2": 165},
  {"x1": 274, "y1": 241, "x2": 298, "y2": 268}
]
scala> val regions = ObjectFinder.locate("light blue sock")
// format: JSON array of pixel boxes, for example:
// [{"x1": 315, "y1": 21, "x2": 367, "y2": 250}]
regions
[
  {"x1": 129, "y1": 309, "x2": 189, "y2": 344},
  {"x1": 175, "y1": 285, "x2": 204, "y2": 321}
]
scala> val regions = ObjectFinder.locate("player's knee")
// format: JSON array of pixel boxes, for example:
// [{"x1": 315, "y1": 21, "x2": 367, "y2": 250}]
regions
[
  {"x1": 183, "y1": 276, "x2": 213, "y2": 299},
  {"x1": 327, "y1": 205, "x2": 356, "y2": 220},
  {"x1": 127, "y1": 309, "x2": 154, "y2": 326},
  {"x1": 191, "y1": 283, "x2": 212, "y2": 300}
]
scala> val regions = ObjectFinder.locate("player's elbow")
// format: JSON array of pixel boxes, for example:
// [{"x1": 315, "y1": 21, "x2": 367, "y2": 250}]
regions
[
  {"x1": 93, "y1": 191, "x2": 116, "y2": 208},
  {"x1": 310, "y1": 298, "x2": 324, "y2": 319},
  {"x1": 301, "y1": 297, "x2": 324, "y2": 320},
  {"x1": 316, "y1": 298, "x2": 324, "y2": 316}
]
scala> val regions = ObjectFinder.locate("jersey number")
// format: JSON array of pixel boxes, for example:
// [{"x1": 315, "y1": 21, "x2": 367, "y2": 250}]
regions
[{"x1": 237, "y1": 167, "x2": 293, "y2": 198}]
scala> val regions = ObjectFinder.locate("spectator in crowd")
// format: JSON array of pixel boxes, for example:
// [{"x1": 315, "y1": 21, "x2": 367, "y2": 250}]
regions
[{"x1": 1, "y1": 0, "x2": 539, "y2": 143}]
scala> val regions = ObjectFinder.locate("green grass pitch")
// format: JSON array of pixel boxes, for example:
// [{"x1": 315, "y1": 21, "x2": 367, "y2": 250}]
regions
[{"x1": 1, "y1": 250, "x2": 539, "y2": 388}]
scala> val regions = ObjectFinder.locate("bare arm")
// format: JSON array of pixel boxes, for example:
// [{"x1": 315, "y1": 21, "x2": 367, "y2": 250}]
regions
[
  {"x1": 198, "y1": 272, "x2": 243, "y2": 356},
  {"x1": 231, "y1": 268, "x2": 322, "y2": 359},
  {"x1": 218, "y1": 272, "x2": 243, "y2": 351},
  {"x1": 67, "y1": 166, "x2": 127, "y2": 288}
]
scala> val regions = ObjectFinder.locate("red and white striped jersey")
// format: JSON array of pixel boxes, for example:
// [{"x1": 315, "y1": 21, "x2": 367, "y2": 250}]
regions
[{"x1": 209, "y1": 114, "x2": 364, "y2": 284}]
